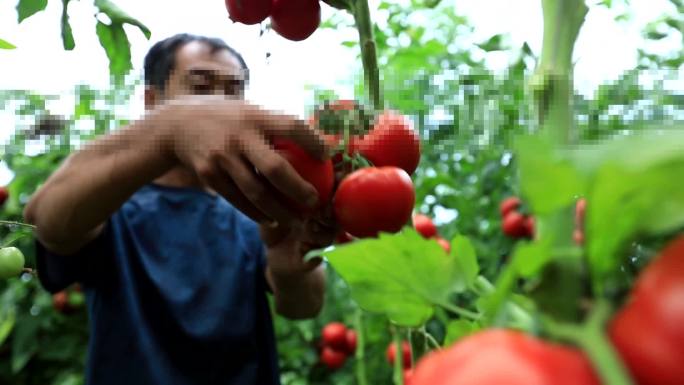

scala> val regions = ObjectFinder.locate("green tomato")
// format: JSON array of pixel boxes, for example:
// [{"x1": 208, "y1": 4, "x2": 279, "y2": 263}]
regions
[
  {"x1": 0, "y1": 247, "x2": 25, "y2": 279},
  {"x1": 68, "y1": 291, "x2": 86, "y2": 308}
]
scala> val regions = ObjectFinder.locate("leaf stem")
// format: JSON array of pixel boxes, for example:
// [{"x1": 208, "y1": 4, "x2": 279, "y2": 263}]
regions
[{"x1": 354, "y1": 308, "x2": 369, "y2": 385}]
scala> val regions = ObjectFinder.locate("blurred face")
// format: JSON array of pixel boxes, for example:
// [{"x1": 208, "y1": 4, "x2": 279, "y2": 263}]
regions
[{"x1": 146, "y1": 40, "x2": 247, "y2": 107}]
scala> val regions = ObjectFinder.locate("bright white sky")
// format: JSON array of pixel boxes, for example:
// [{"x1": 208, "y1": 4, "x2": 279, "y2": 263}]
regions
[{"x1": 0, "y1": 0, "x2": 681, "y2": 186}]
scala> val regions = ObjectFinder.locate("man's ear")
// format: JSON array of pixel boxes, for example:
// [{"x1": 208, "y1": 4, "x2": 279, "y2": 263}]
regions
[{"x1": 144, "y1": 87, "x2": 159, "y2": 110}]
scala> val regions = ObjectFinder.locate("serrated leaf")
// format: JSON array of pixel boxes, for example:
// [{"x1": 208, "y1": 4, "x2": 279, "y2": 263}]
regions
[
  {"x1": 0, "y1": 38, "x2": 16, "y2": 49},
  {"x1": 0, "y1": 307, "x2": 16, "y2": 347},
  {"x1": 96, "y1": 21, "x2": 132, "y2": 77},
  {"x1": 16, "y1": 0, "x2": 47, "y2": 23},
  {"x1": 443, "y1": 319, "x2": 479, "y2": 346},
  {"x1": 61, "y1": 0, "x2": 75, "y2": 50},
  {"x1": 320, "y1": 230, "x2": 473, "y2": 327},
  {"x1": 11, "y1": 314, "x2": 40, "y2": 373}
]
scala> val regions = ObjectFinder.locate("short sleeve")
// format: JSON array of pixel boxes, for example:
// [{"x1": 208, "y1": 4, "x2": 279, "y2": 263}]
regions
[
  {"x1": 236, "y1": 214, "x2": 272, "y2": 293},
  {"x1": 35, "y1": 221, "x2": 114, "y2": 293}
]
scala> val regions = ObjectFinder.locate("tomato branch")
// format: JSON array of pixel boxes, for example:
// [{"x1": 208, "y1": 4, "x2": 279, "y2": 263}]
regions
[
  {"x1": 543, "y1": 300, "x2": 635, "y2": 385},
  {"x1": 351, "y1": 0, "x2": 382, "y2": 111},
  {"x1": 0, "y1": 220, "x2": 36, "y2": 230},
  {"x1": 353, "y1": 308, "x2": 369, "y2": 385},
  {"x1": 391, "y1": 326, "x2": 405, "y2": 385}
]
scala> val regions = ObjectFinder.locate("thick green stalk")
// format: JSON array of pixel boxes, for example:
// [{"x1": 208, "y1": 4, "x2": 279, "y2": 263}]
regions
[
  {"x1": 392, "y1": 327, "x2": 404, "y2": 385},
  {"x1": 352, "y1": 0, "x2": 382, "y2": 111},
  {"x1": 353, "y1": 309, "x2": 369, "y2": 385}
]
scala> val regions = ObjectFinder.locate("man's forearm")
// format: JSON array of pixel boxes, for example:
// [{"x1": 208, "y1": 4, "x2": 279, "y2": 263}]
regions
[
  {"x1": 267, "y1": 264, "x2": 326, "y2": 320},
  {"x1": 24, "y1": 107, "x2": 176, "y2": 253}
]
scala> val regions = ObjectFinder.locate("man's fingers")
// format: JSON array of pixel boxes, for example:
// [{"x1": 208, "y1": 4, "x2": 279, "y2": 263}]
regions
[
  {"x1": 223, "y1": 154, "x2": 302, "y2": 227},
  {"x1": 241, "y1": 135, "x2": 320, "y2": 209},
  {"x1": 248, "y1": 106, "x2": 330, "y2": 161}
]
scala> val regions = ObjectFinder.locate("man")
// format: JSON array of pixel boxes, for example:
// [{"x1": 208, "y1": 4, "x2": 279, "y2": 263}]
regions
[{"x1": 24, "y1": 33, "x2": 337, "y2": 385}]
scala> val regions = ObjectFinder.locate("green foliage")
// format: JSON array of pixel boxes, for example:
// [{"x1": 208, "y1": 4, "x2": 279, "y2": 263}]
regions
[
  {"x1": 16, "y1": 0, "x2": 48, "y2": 24},
  {"x1": 0, "y1": 38, "x2": 17, "y2": 50}
]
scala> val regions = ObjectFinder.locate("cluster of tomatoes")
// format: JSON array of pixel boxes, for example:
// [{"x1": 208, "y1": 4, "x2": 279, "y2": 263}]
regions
[
  {"x1": 499, "y1": 196, "x2": 535, "y2": 239},
  {"x1": 318, "y1": 322, "x2": 357, "y2": 370},
  {"x1": 386, "y1": 340, "x2": 414, "y2": 384},
  {"x1": 412, "y1": 213, "x2": 450, "y2": 253},
  {"x1": 52, "y1": 284, "x2": 85, "y2": 315},
  {"x1": 225, "y1": 0, "x2": 322, "y2": 41},
  {"x1": 275, "y1": 100, "x2": 420, "y2": 241}
]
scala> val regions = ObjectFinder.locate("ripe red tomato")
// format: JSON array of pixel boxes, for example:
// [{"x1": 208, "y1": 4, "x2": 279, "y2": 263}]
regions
[
  {"x1": 272, "y1": 138, "x2": 334, "y2": 210},
  {"x1": 225, "y1": 0, "x2": 271, "y2": 25},
  {"x1": 52, "y1": 291, "x2": 70, "y2": 313},
  {"x1": 322, "y1": 322, "x2": 348, "y2": 351},
  {"x1": 345, "y1": 329, "x2": 357, "y2": 355},
  {"x1": 609, "y1": 236, "x2": 684, "y2": 385},
  {"x1": 386, "y1": 341, "x2": 412, "y2": 369},
  {"x1": 524, "y1": 216, "x2": 535, "y2": 238},
  {"x1": 270, "y1": 0, "x2": 321, "y2": 41},
  {"x1": 413, "y1": 213, "x2": 437, "y2": 239},
  {"x1": 358, "y1": 111, "x2": 421, "y2": 175},
  {"x1": 411, "y1": 329, "x2": 600, "y2": 385},
  {"x1": 435, "y1": 237, "x2": 451, "y2": 253},
  {"x1": 499, "y1": 196, "x2": 521, "y2": 217},
  {"x1": 0, "y1": 186, "x2": 8, "y2": 206},
  {"x1": 575, "y1": 198, "x2": 586, "y2": 226},
  {"x1": 502, "y1": 211, "x2": 529, "y2": 238},
  {"x1": 404, "y1": 368, "x2": 414, "y2": 385},
  {"x1": 320, "y1": 346, "x2": 347, "y2": 370},
  {"x1": 334, "y1": 167, "x2": 415, "y2": 238}
]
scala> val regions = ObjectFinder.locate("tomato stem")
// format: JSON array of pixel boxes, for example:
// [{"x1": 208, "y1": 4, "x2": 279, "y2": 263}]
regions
[
  {"x1": 0, "y1": 220, "x2": 36, "y2": 230},
  {"x1": 353, "y1": 308, "x2": 369, "y2": 385},
  {"x1": 435, "y1": 300, "x2": 480, "y2": 321},
  {"x1": 543, "y1": 300, "x2": 635, "y2": 385},
  {"x1": 351, "y1": 0, "x2": 382, "y2": 111},
  {"x1": 391, "y1": 326, "x2": 404, "y2": 385}
]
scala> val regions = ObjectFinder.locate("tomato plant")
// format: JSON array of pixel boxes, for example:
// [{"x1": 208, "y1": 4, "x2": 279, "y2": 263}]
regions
[
  {"x1": 320, "y1": 346, "x2": 347, "y2": 370},
  {"x1": 270, "y1": 0, "x2": 321, "y2": 41},
  {"x1": 224, "y1": 0, "x2": 271, "y2": 25},
  {"x1": 609, "y1": 236, "x2": 684, "y2": 385},
  {"x1": 322, "y1": 322, "x2": 348, "y2": 350},
  {"x1": 411, "y1": 330, "x2": 600, "y2": 385},
  {"x1": 501, "y1": 211, "x2": 530, "y2": 238},
  {"x1": 386, "y1": 341, "x2": 411, "y2": 369},
  {"x1": 412, "y1": 213, "x2": 437, "y2": 239},
  {"x1": 499, "y1": 196, "x2": 521, "y2": 217},
  {"x1": 333, "y1": 166, "x2": 415, "y2": 238}
]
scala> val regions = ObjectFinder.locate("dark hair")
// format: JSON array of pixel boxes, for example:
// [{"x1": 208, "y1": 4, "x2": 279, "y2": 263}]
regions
[{"x1": 143, "y1": 33, "x2": 249, "y2": 92}]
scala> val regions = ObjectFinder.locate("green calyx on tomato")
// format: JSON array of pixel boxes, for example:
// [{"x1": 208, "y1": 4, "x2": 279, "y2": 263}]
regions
[
  {"x1": 410, "y1": 329, "x2": 600, "y2": 385},
  {"x1": 0, "y1": 246, "x2": 25, "y2": 279},
  {"x1": 333, "y1": 166, "x2": 415, "y2": 239}
]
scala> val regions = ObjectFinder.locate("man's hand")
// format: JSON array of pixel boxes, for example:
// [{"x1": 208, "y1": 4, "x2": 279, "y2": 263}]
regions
[
  {"x1": 159, "y1": 95, "x2": 330, "y2": 227},
  {"x1": 261, "y1": 205, "x2": 337, "y2": 319}
]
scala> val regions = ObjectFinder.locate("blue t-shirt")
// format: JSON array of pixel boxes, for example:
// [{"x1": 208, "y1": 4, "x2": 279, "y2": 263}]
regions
[{"x1": 35, "y1": 183, "x2": 280, "y2": 385}]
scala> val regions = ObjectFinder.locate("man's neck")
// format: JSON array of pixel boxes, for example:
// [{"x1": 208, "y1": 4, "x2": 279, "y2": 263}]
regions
[{"x1": 153, "y1": 167, "x2": 216, "y2": 195}]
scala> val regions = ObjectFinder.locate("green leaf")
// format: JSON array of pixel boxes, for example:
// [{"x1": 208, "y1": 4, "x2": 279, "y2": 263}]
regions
[
  {"x1": 515, "y1": 134, "x2": 584, "y2": 214},
  {"x1": 320, "y1": 230, "x2": 473, "y2": 327},
  {"x1": 61, "y1": 0, "x2": 75, "y2": 50},
  {"x1": 96, "y1": 21, "x2": 132, "y2": 77},
  {"x1": 0, "y1": 38, "x2": 16, "y2": 49},
  {"x1": 450, "y1": 235, "x2": 479, "y2": 292},
  {"x1": 16, "y1": 0, "x2": 48, "y2": 23},
  {"x1": 11, "y1": 313, "x2": 40, "y2": 373},
  {"x1": 477, "y1": 34, "x2": 507, "y2": 52},
  {"x1": 0, "y1": 307, "x2": 16, "y2": 347},
  {"x1": 443, "y1": 319, "x2": 479, "y2": 346},
  {"x1": 94, "y1": 0, "x2": 151, "y2": 39}
]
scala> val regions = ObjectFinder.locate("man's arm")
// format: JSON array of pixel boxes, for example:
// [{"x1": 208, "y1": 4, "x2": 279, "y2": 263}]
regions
[
  {"x1": 23, "y1": 108, "x2": 176, "y2": 255},
  {"x1": 266, "y1": 262, "x2": 326, "y2": 320}
]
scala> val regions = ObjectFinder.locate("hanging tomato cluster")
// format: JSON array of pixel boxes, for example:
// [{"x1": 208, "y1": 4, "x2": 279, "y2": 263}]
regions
[
  {"x1": 225, "y1": 0, "x2": 322, "y2": 41},
  {"x1": 318, "y1": 322, "x2": 357, "y2": 370},
  {"x1": 412, "y1": 213, "x2": 450, "y2": 253}
]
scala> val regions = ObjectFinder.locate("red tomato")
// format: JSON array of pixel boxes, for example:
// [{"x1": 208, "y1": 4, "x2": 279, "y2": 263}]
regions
[
  {"x1": 225, "y1": 0, "x2": 271, "y2": 25},
  {"x1": 524, "y1": 216, "x2": 535, "y2": 238},
  {"x1": 272, "y1": 138, "x2": 334, "y2": 210},
  {"x1": 334, "y1": 167, "x2": 415, "y2": 238},
  {"x1": 575, "y1": 198, "x2": 586, "y2": 227},
  {"x1": 499, "y1": 196, "x2": 521, "y2": 217},
  {"x1": 270, "y1": 0, "x2": 321, "y2": 41},
  {"x1": 411, "y1": 329, "x2": 600, "y2": 385},
  {"x1": 413, "y1": 213, "x2": 437, "y2": 239},
  {"x1": 386, "y1": 341, "x2": 412, "y2": 369},
  {"x1": 52, "y1": 291, "x2": 70, "y2": 313},
  {"x1": 322, "y1": 322, "x2": 348, "y2": 351},
  {"x1": 0, "y1": 186, "x2": 7, "y2": 206},
  {"x1": 345, "y1": 329, "x2": 357, "y2": 355},
  {"x1": 435, "y1": 237, "x2": 451, "y2": 253},
  {"x1": 609, "y1": 236, "x2": 684, "y2": 385},
  {"x1": 502, "y1": 211, "x2": 528, "y2": 238},
  {"x1": 320, "y1": 346, "x2": 347, "y2": 370},
  {"x1": 358, "y1": 111, "x2": 421, "y2": 175},
  {"x1": 404, "y1": 368, "x2": 414, "y2": 385}
]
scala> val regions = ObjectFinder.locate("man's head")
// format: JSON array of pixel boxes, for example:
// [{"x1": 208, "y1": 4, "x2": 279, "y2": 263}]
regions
[{"x1": 143, "y1": 33, "x2": 249, "y2": 107}]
